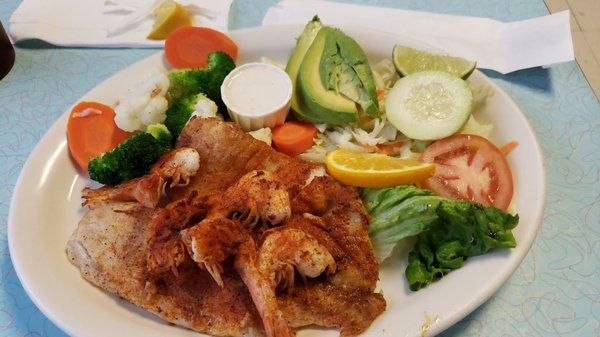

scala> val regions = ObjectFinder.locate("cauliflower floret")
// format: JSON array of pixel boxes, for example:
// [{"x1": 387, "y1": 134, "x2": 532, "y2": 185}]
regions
[
  {"x1": 139, "y1": 96, "x2": 169, "y2": 125},
  {"x1": 190, "y1": 93, "x2": 218, "y2": 119},
  {"x1": 114, "y1": 69, "x2": 170, "y2": 132},
  {"x1": 114, "y1": 94, "x2": 150, "y2": 132}
]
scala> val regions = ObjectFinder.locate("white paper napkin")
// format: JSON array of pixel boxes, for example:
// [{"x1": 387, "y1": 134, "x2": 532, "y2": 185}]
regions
[
  {"x1": 9, "y1": 0, "x2": 232, "y2": 48},
  {"x1": 263, "y1": 0, "x2": 574, "y2": 73}
]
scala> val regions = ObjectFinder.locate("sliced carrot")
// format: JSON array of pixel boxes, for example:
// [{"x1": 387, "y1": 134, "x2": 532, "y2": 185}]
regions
[
  {"x1": 272, "y1": 121, "x2": 318, "y2": 156},
  {"x1": 165, "y1": 26, "x2": 238, "y2": 69},
  {"x1": 67, "y1": 101, "x2": 131, "y2": 171},
  {"x1": 375, "y1": 140, "x2": 406, "y2": 155},
  {"x1": 500, "y1": 141, "x2": 519, "y2": 156}
]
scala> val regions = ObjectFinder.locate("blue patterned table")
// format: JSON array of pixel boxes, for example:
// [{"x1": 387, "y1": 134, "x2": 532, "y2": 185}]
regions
[{"x1": 0, "y1": 0, "x2": 598, "y2": 336}]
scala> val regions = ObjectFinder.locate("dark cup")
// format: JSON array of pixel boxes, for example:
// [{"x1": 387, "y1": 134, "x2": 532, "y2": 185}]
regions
[{"x1": 0, "y1": 21, "x2": 15, "y2": 81}]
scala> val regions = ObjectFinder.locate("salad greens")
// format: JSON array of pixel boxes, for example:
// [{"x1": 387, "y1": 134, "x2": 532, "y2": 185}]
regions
[
  {"x1": 458, "y1": 82, "x2": 494, "y2": 137},
  {"x1": 362, "y1": 185, "x2": 518, "y2": 291},
  {"x1": 362, "y1": 186, "x2": 441, "y2": 261},
  {"x1": 460, "y1": 114, "x2": 494, "y2": 138},
  {"x1": 372, "y1": 59, "x2": 399, "y2": 91},
  {"x1": 407, "y1": 199, "x2": 518, "y2": 290}
]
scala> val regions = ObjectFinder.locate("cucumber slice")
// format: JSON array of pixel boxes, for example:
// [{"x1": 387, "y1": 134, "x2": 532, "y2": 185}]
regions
[
  {"x1": 393, "y1": 45, "x2": 476, "y2": 79},
  {"x1": 385, "y1": 71, "x2": 473, "y2": 140}
]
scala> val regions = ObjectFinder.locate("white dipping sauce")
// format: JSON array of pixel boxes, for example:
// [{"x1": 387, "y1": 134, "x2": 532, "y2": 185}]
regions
[{"x1": 223, "y1": 63, "x2": 291, "y2": 115}]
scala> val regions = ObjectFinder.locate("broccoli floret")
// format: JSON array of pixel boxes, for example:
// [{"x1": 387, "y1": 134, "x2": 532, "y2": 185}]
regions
[
  {"x1": 167, "y1": 69, "x2": 207, "y2": 102},
  {"x1": 164, "y1": 93, "x2": 217, "y2": 139},
  {"x1": 165, "y1": 95, "x2": 197, "y2": 140},
  {"x1": 203, "y1": 52, "x2": 236, "y2": 111},
  {"x1": 146, "y1": 123, "x2": 172, "y2": 145},
  {"x1": 166, "y1": 51, "x2": 235, "y2": 114},
  {"x1": 88, "y1": 125, "x2": 172, "y2": 185}
]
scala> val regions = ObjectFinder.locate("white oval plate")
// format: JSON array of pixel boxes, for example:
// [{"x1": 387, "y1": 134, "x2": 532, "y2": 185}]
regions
[{"x1": 9, "y1": 25, "x2": 545, "y2": 337}]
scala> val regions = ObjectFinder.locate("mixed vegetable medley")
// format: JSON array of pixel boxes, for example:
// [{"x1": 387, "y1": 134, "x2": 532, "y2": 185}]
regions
[{"x1": 66, "y1": 15, "x2": 519, "y2": 291}]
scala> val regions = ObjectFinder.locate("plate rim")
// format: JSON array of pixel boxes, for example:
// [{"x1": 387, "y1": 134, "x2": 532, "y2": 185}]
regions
[{"x1": 8, "y1": 24, "x2": 546, "y2": 337}]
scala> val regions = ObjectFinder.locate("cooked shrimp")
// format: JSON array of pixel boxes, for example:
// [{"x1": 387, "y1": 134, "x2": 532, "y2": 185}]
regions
[
  {"x1": 258, "y1": 227, "x2": 336, "y2": 292},
  {"x1": 216, "y1": 170, "x2": 291, "y2": 227},
  {"x1": 82, "y1": 173, "x2": 164, "y2": 209},
  {"x1": 147, "y1": 192, "x2": 208, "y2": 275},
  {"x1": 180, "y1": 217, "x2": 246, "y2": 287},
  {"x1": 82, "y1": 147, "x2": 200, "y2": 209},
  {"x1": 151, "y1": 147, "x2": 200, "y2": 188},
  {"x1": 235, "y1": 239, "x2": 294, "y2": 337}
]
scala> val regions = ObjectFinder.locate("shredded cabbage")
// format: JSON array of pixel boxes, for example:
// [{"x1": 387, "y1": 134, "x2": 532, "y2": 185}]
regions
[
  {"x1": 327, "y1": 115, "x2": 398, "y2": 150},
  {"x1": 248, "y1": 127, "x2": 273, "y2": 145},
  {"x1": 460, "y1": 82, "x2": 495, "y2": 137},
  {"x1": 460, "y1": 115, "x2": 494, "y2": 138},
  {"x1": 298, "y1": 145, "x2": 328, "y2": 163},
  {"x1": 372, "y1": 59, "x2": 399, "y2": 90},
  {"x1": 300, "y1": 115, "x2": 421, "y2": 163},
  {"x1": 470, "y1": 81, "x2": 494, "y2": 111},
  {"x1": 315, "y1": 124, "x2": 328, "y2": 133}
]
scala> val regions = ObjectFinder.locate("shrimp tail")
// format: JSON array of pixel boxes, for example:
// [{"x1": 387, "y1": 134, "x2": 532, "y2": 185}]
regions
[{"x1": 235, "y1": 239, "x2": 294, "y2": 337}]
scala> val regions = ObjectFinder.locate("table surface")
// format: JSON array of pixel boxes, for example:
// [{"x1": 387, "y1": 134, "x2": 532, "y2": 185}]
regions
[{"x1": 1, "y1": 0, "x2": 599, "y2": 336}]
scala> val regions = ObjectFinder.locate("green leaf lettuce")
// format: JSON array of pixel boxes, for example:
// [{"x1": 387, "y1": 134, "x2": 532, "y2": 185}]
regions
[{"x1": 362, "y1": 185, "x2": 519, "y2": 291}]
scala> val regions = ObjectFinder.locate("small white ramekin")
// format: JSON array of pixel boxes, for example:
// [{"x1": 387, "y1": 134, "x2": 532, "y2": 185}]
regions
[{"x1": 220, "y1": 62, "x2": 292, "y2": 131}]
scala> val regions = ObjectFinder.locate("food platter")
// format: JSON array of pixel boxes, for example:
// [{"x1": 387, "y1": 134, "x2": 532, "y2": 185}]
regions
[{"x1": 8, "y1": 25, "x2": 545, "y2": 337}]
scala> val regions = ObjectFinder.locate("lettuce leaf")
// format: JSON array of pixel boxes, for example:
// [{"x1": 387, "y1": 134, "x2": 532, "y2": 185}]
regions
[
  {"x1": 406, "y1": 200, "x2": 518, "y2": 290},
  {"x1": 460, "y1": 114, "x2": 494, "y2": 138},
  {"x1": 362, "y1": 186, "x2": 441, "y2": 262},
  {"x1": 362, "y1": 186, "x2": 519, "y2": 291}
]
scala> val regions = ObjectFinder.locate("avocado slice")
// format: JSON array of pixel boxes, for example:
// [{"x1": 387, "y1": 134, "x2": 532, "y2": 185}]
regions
[
  {"x1": 285, "y1": 16, "x2": 323, "y2": 122},
  {"x1": 299, "y1": 27, "x2": 359, "y2": 125},
  {"x1": 336, "y1": 31, "x2": 380, "y2": 116},
  {"x1": 320, "y1": 29, "x2": 380, "y2": 118}
]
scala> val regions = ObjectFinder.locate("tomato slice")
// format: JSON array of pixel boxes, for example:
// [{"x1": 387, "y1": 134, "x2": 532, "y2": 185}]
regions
[{"x1": 420, "y1": 134, "x2": 514, "y2": 210}]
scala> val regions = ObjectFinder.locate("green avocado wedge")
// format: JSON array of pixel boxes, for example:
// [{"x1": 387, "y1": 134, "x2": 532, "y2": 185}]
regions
[
  {"x1": 327, "y1": 30, "x2": 380, "y2": 118},
  {"x1": 299, "y1": 27, "x2": 359, "y2": 125},
  {"x1": 285, "y1": 16, "x2": 323, "y2": 122}
]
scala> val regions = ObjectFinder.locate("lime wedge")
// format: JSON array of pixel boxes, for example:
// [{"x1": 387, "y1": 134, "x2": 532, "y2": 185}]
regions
[
  {"x1": 392, "y1": 45, "x2": 476, "y2": 79},
  {"x1": 147, "y1": 0, "x2": 192, "y2": 40}
]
